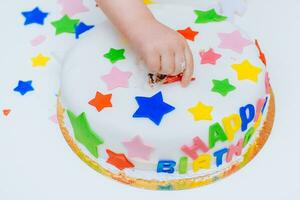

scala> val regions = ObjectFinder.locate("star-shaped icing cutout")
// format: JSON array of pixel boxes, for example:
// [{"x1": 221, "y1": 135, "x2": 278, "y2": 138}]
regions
[
  {"x1": 31, "y1": 53, "x2": 50, "y2": 67},
  {"x1": 101, "y1": 67, "x2": 132, "y2": 90},
  {"x1": 67, "y1": 110, "x2": 104, "y2": 158},
  {"x1": 255, "y1": 39, "x2": 267, "y2": 66},
  {"x1": 122, "y1": 135, "x2": 154, "y2": 160},
  {"x1": 200, "y1": 48, "x2": 222, "y2": 65},
  {"x1": 13, "y1": 80, "x2": 34, "y2": 95},
  {"x1": 88, "y1": 91, "x2": 112, "y2": 112},
  {"x1": 194, "y1": 9, "x2": 227, "y2": 24},
  {"x1": 103, "y1": 48, "x2": 126, "y2": 64},
  {"x1": 188, "y1": 102, "x2": 213, "y2": 121},
  {"x1": 21, "y1": 7, "x2": 49, "y2": 25},
  {"x1": 75, "y1": 22, "x2": 94, "y2": 39},
  {"x1": 218, "y1": 0, "x2": 247, "y2": 21},
  {"x1": 57, "y1": 0, "x2": 89, "y2": 16},
  {"x1": 51, "y1": 15, "x2": 79, "y2": 35},
  {"x1": 231, "y1": 60, "x2": 262, "y2": 82},
  {"x1": 133, "y1": 91, "x2": 175, "y2": 126},
  {"x1": 177, "y1": 27, "x2": 199, "y2": 41},
  {"x1": 3, "y1": 109, "x2": 11, "y2": 117},
  {"x1": 218, "y1": 30, "x2": 252, "y2": 53},
  {"x1": 106, "y1": 149, "x2": 134, "y2": 170},
  {"x1": 211, "y1": 79, "x2": 236, "y2": 96}
]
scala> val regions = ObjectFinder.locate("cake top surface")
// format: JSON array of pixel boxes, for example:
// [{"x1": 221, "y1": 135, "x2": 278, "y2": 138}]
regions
[{"x1": 60, "y1": 4, "x2": 269, "y2": 177}]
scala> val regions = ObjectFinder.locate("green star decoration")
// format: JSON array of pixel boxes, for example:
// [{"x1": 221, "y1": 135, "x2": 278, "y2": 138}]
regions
[
  {"x1": 104, "y1": 48, "x2": 126, "y2": 64},
  {"x1": 194, "y1": 9, "x2": 227, "y2": 24},
  {"x1": 211, "y1": 79, "x2": 236, "y2": 97},
  {"x1": 51, "y1": 15, "x2": 79, "y2": 35},
  {"x1": 67, "y1": 110, "x2": 104, "y2": 158}
]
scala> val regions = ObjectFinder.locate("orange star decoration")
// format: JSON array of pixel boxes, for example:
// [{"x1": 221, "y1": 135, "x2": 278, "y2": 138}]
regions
[
  {"x1": 88, "y1": 91, "x2": 112, "y2": 112},
  {"x1": 177, "y1": 27, "x2": 199, "y2": 41},
  {"x1": 106, "y1": 149, "x2": 135, "y2": 170},
  {"x1": 231, "y1": 59, "x2": 262, "y2": 83},
  {"x1": 3, "y1": 109, "x2": 11, "y2": 116}
]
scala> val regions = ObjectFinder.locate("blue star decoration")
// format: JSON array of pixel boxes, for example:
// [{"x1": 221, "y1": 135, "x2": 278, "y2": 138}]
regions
[
  {"x1": 133, "y1": 91, "x2": 175, "y2": 126},
  {"x1": 13, "y1": 80, "x2": 34, "y2": 95},
  {"x1": 21, "y1": 7, "x2": 49, "y2": 26},
  {"x1": 75, "y1": 22, "x2": 95, "y2": 39}
]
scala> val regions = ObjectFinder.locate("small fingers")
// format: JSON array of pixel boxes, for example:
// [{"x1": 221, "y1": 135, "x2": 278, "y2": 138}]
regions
[
  {"x1": 160, "y1": 50, "x2": 175, "y2": 75},
  {"x1": 174, "y1": 49, "x2": 186, "y2": 75},
  {"x1": 145, "y1": 51, "x2": 160, "y2": 74},
  {"x1": 181, "y1": 46, "x2": 194, "y2": 87}
]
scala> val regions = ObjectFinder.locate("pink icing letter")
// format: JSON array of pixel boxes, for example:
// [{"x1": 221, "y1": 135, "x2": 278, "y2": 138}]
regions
[{"x1": 181, "y1": 136, "x2": 209, "y2": 160}]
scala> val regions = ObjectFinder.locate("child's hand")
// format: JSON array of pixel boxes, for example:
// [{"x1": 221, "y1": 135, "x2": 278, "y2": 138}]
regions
[
  {"x1": 97, "y1": 0, "x2": 194, "y2": 87},
  {"x1": 126, "y1": 19, "x2": 194, "y2": 87}
]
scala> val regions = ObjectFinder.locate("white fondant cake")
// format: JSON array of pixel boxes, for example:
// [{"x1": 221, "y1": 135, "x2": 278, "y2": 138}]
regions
[{"x1": 58, "y1": 4, "x2": 273, "y2": 189}]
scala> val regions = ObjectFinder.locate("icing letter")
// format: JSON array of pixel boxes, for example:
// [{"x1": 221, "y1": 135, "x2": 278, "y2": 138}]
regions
[
  {"x1": 222, "y1": 114, "x2": 242, "y2": 141},
  {"x1": 209, "y1": 123, "x2": 228, "y2": 149},
  {"x1": 243, "y1": 127, "x2": 255, "y2": 147},
  {"x1": 193, "y1": 154, "x2": 212, "y2": 172},
  {"x1": 181, "y1": 136, "x2": 209, "y2": 160},
  {"x1": 226, "y1": 138, "x2": 244, "y2": 162},
  {"x1": 157, "y1": 160, "x2": 176, "y2": 174},
  {"x1": 261, "y1": 97, "x2": 269, "y2": 114},
  {"x1": 239, "y1": 104, "x2": 255, "y2": 131},
  {"x1": 254, "y1": 98, "x2": 265, "y2": 122},
  {"x1": 178, "y1": 156, "x2": 188, "y2": 174},
  {"x1": 213, "y1": 148, "x2": 228, "y2": 167}
]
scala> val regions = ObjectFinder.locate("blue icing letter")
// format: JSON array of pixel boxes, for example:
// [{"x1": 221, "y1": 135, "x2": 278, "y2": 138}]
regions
[
  {"x1": 261, "y1": 96, "x2": 269, "y2": 114},
  {"x1": 239, "y1": 104, "x2": 255, "y2": 132},
  {"x1": 213, "y1": 148, "x2": 228, "y2": 167},
  {"x1": 157, "y1": 160, "x2": 176, "y2": 174}
]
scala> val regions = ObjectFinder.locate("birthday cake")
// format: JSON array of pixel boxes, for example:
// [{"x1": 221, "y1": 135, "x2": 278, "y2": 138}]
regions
[{"x1": 58, "y1": 4, "x2": 274, "y2": 190}]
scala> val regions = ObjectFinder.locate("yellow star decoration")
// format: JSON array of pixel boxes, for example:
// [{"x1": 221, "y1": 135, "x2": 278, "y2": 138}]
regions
[
  {"x1": 31, "y1": 53, "x2": 50, "y2": 67},
  {"x1": 231, "y1": 59, "x2": 262, "y2": 82},
  {"x1": 143, "y1": 0, "x2": 155, "y2": 5},
  {"x1": 188, "y1": 101, "x2": 213, "y2": 121}
]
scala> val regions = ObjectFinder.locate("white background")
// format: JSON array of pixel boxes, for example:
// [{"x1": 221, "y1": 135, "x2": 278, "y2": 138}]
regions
[{"x1": 0, "y1": 0, "x2": 299, "y2": 199}]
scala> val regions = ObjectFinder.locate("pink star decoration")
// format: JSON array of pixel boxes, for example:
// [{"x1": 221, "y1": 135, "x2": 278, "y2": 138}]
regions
[
  {"x1": 122, "y1": 135, "x2": 155, "y2": 160},
  {"x1": 218, "y1": 30, "x2": 252, "y2": 53},
  {"x1": 200, "y1": 48, "x2": 222, "y2": 65},
  {"x1": 101, "y1": 67, "x2": 132, "y2": 90},
  {"x1": 57, "y1": 0, "x2": 89, "y2": 16}
]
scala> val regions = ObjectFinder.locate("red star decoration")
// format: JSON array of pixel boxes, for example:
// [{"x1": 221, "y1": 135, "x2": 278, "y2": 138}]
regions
[
  {"x1": 88, "y1": 91, "x2": 112, "y2": 112},
  {"x1": 255, "y1": 39, "x2": 267, "y2": 66},
  {"x1": 200, "y1": 48, "x2": 222, "y2": 65},
  {"x1": 106, "y1": 149, "x2": 135, "y2": 170},
  {"x1": 2, "y1": 109, "x2": 11, "y2": 116},
  {"x1": 177, "y1": 27, "x2": 199, "y2": 41}
]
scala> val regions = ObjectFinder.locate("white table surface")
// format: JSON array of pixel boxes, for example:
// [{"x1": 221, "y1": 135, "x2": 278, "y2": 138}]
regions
[{"x1": 0, "y1": 0, "x2": 299, "y2": 199}]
